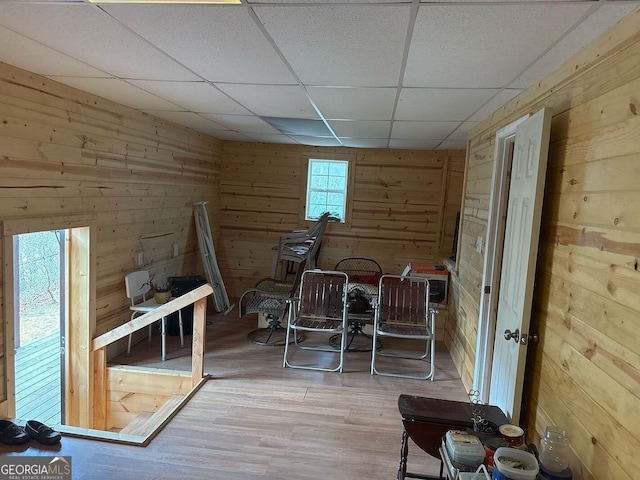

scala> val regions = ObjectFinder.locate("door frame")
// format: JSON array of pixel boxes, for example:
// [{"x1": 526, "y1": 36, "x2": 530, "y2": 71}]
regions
[
  {"x1": 2, "y1": 215, "x2": 95, "y2": 427},
  {"x1": 472, "y1": 114, "x2": 529, "y2": 403}
]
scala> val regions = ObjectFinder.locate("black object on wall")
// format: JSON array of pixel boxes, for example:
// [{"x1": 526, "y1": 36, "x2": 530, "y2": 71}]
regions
[{"x1": 167, "y1": 275, "x2": 208, "y2": 336}]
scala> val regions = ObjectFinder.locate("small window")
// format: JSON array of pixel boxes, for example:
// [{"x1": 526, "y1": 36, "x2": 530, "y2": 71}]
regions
[{"x1": 306, "y1": 159, "x2": 348, "y2": 222}]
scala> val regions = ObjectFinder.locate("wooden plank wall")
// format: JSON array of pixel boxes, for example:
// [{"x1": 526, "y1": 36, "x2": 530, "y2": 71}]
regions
[
  {"x1": 219, "y1": 142, "x2": 465, "y2": 299},
  {"x1": 454, "y1": 10, "x2": 640, "y2": 480},
  {"x1": 0, "y1": 61, "x2": 221, "y2": 407}
]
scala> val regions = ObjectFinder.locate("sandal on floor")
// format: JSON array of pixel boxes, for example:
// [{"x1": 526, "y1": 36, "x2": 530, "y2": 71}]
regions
[
  {"x1": 0, "y1": 419, "x2": 30, "y2": 445},
  {"x1": 25, "y1": 420, "x2": 61, "y2": 445}
]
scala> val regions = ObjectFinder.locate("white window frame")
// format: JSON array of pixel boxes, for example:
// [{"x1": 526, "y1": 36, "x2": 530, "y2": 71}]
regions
[{"x1": 305, "y1": 158, "x2": 350, "y2": 223}]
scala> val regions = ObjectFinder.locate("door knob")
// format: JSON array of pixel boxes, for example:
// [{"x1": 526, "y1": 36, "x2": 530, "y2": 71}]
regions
[{"x1": 504, "y1": 328, "x2": 519, "y2": 343}]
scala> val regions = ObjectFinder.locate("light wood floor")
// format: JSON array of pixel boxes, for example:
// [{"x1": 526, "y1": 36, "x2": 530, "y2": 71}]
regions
[{"x1": 0, "y1": 308, "x2": 469, "y2": 479}]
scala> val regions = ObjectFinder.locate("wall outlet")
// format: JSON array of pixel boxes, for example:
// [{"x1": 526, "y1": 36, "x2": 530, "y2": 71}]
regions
[
  {"x1": 475, "y1": 236, "x2": 483, "y2": 253},
  {"x1": 136, "y1": 251, "x2": 144, "y2": 266},
  {"x1": 172, "y1": 243, "x2": 179, "y2": 258}
]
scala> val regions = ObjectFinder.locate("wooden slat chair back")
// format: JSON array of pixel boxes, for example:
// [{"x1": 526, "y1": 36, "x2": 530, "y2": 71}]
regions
[
  {"x1": 283, "y1": 269, "x2": 349, "y2": 372},
  {"x1": 271, "y1": 212, "x2": 330, "y2": 280},
  {"x1": 371, "y1": 275, "x2": 436, "y2": 380}
]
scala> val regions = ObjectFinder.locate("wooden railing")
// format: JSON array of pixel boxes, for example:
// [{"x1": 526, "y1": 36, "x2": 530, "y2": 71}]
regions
[{"x1": 91, "y1": 284, "x2": 213, "y2": 432}]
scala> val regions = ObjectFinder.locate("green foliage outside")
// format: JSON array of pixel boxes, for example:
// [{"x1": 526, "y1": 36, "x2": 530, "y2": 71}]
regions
[{"x1": 17, "y1": 231, "x2": 62, "y2": 346}]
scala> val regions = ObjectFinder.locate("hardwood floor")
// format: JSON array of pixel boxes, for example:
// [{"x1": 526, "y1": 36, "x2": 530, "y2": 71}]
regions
[{"x1": 0, "y1": 308, "x2": 469, "y2": 479}]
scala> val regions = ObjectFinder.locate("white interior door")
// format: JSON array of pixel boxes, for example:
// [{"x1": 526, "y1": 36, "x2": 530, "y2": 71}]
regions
[{"x1": 488, "y1": 108, "x2": 551, "y2": 423}]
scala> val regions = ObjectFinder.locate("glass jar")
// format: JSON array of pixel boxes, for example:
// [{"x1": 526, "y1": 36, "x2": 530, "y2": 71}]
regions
[{"x1": 539, "y1": 426, "x2": 570, "y2": 472}]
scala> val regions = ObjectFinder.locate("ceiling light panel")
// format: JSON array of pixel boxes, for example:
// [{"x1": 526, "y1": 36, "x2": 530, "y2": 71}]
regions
[
  {"x1": 0, "y1": 4, "x2": 199, "y2": 81},
  {"x1": 103, "y1": 5, "x2": 295, "y2": 84},
  {"x1": 253, "y1": 5, "x2": 410, "y2": 86},
  {"x1": 404, "y1": 3, "x2": 593, "y2": 88}
]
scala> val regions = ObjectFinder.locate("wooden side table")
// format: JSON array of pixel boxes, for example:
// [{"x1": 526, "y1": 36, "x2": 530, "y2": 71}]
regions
[{"x1": 397, "y1": 395, "x2": 509, "y2": 480}]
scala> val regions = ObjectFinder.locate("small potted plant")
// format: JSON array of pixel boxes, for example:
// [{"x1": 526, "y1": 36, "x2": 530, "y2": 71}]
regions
[
  {"x1": 152, "y1": 279, "x2": 172, "y2": 304},
  {"x1": 347, "y1": 287, "x2": 370, "y2": 314}
]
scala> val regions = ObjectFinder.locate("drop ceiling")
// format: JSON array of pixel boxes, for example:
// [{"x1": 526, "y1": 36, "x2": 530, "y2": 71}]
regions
[{"x1": 0, "y1": 0, "x2": 637, "y2": 150}]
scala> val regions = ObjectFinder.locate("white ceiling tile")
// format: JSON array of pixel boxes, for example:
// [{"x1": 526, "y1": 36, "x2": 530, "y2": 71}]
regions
[
  {"x1": 289, "y1": 136, "x2": 343, "y2": 147},
  {"x1": 327, "y1": 120, "x2": 391, "y2": 138},
  {"x1": 308, "y1": 87, "x2": 397, "y2": 120},
  {"x1": 201, "y1": 130, "x2": 253, "y2": 141},
  {"x1": 0, "y1": 26, "x2": 109, "y2": 78},
  {"x1": 46, "y1": 77, "x2": 183, "y2": 110},
  {"x1": 389, "y1": 139, "x2": 441, "y2": 150},
  {"x1": 396, "y1": 88, "x2": 498, "y2": 121},
  {"x1": 391, "y1": 121, "x2": 459, "y2": 139},
  {"x1": 339, "y1": 138, "x2": 389, "y2": 149},
  {"x1": 511, "y1": 3, "x2": 640, "y2": 89},
  {"x1": 215, "y1": 84, "x2": 318, "y2": 118},
  {"x1": 469, "y1": 89, "x2": 522, "y2": 122},
  {"x1": 404, "y1": 3, "x2": 594, "y2": 88},
  {"x1": 447, "y1": 121, "x2": 480, "y2": 141},
  {"x1": 0, "y1": 4, "x2": 199, "y2": 81},
  {"x1": 251, "y1": 0, "x2": 406, "y2": 3},
  {"x1": 200, "y1": 114, "x2": 280, "y2": 134},
  {"x1": 143, "y1": 111, "x2": 227, "y2": 130},
  {"x1": 242, "y1": 133, "x2": 300, "y2": 144},
  {"x1": 103, "y1": 5, "x2": 295, "y2": 84},
  {"x1": 254, "y1": 5, "x2": 410, "y2": 86},
  {"x1": 128, "y1": 81, "x2": 250, "y2": 115},
  {"x1": 436, "y1": 139, "x2": 468, "y2": 150}
]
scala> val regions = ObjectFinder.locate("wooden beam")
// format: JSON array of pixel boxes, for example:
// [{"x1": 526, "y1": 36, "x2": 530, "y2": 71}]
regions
[{"x1": 191, "y1": 297, "x2": 207, "y2": 386}]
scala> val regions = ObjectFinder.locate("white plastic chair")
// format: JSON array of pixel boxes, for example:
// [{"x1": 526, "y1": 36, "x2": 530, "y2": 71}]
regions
[{"x1": 125, "y1": 271, "x2": 183, "y2": 361}]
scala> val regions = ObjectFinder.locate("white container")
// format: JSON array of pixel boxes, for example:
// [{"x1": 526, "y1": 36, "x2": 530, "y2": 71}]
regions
[
  {"x1": 445, "y1": 430, "x2": 485, "y2": 468},
  {"x1": 492, "y1": 447, "x2": 539, "y2": 480}
]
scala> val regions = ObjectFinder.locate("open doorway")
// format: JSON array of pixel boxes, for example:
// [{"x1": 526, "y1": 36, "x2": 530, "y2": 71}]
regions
[
  {"x1": 3, "y1": 219, "x2": 94, "y2": 429},
  {"x1": 13, "y1": 230, "x2": 66, "y2": 425}
]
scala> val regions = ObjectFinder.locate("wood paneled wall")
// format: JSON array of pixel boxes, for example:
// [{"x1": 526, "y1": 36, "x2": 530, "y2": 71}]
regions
[
  {"x1": 0, "y1": 61, "x2": 221, "y2": 408},
  {"x1": 219, "y1": 142, "x2": 464, "y2": 298},
  {"x1": 453, "y1": 9, "x2": 640, "y2": 479}
]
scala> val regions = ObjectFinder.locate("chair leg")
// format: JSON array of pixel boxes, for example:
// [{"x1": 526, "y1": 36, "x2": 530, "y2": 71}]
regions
[
  {"x1": 127, "y1": 334, "x2": 132, "y2": 357},
  {"x1": 178, "y1": 310, "x2": 184, "y2": 348},
  {"x1": 161, "y1": 316, "x2": 166, "y2": 361}
]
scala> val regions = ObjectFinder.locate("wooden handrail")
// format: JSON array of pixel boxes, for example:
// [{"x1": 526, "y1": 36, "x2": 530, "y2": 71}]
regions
[{"x1": 92, "y1": 284, "x2": 214, "y2": 351}]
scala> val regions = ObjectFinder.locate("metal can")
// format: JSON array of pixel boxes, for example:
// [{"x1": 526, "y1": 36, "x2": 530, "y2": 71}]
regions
[
  {"x1": 484, "y1": 437, "x2": 509, "y2": 468},
  {"x1": 498, "y1": 424, "x2": 525, "y2": 449}
]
